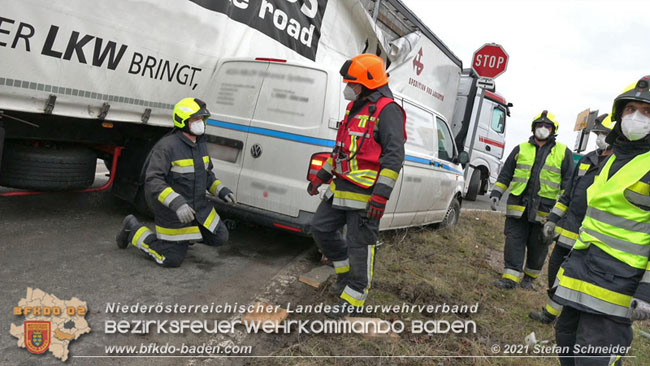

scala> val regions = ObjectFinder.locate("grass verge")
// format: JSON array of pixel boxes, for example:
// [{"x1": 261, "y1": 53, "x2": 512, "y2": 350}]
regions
[{"x1": 245, "y1": 211, "x2": 650, "y2": 366}]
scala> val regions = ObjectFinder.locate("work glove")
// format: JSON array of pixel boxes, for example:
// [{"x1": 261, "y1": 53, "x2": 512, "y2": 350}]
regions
[
  {"x1": 490, "y1": 196, "x2": 499, "y2": 211},
  {"x1": 367, "y1": 194, "x2": 388, "y2": 220},
  {"x1": 307, "y1": 176, "x2": 324, "y2": 196},
  {"x1": 176, "y1": 203, "x2": 195, "y2": 224},
  {"x1": 218, "y1": 187, "x2": 236, "y2": 204},
  {"x1": 631, "y1": 298, "x2": 650, "y2": 321},
  {"x1": 542, "y1": 221, "x2": 556, "y2": 242}
]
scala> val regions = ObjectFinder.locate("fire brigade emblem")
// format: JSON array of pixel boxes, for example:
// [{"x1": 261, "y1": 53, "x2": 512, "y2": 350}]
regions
[{"x1": 25, "y1": 321, "x2": 51, "y2": 354}]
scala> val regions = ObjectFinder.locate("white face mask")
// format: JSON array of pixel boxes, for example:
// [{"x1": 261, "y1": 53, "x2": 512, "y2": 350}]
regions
[
  {"x1": 343, "y1": 84, "x2": 359, "y2": 101},
  {"x1": 189, "y1": 120, "x2": 205, "y2": 136},
  {"x1": 595, "y1": 133, "x2": 609, "y2": 150},
  {"x1": 621, "y1": 110, "x2": 650, "y2": 141},
  {"x1": 534, "y1": 126, "x2": 551, "y2": 140}
]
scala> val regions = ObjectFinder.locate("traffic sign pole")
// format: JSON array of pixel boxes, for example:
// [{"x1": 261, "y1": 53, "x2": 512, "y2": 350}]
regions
[{"x1": 464, "y1": 87, "x2": 486, "y2": 184}]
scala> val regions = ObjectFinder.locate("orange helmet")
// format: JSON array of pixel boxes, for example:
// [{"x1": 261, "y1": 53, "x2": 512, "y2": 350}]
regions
[{"x1": 339, "y1": 54, "x2": 389, "y2": 90}]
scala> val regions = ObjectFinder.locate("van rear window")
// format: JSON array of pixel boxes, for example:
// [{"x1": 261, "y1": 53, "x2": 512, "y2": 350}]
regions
[
  {"x1": 213, "y1": 61, "x2": 268, "y2": 120},
  {"x1": 252, "y1": 64, "x2": 327, "y2": 127}
]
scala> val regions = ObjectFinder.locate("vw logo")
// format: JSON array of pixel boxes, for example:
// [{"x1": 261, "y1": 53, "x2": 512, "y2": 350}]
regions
[{"x1": 250, "y1": 144, "x2": 263, "y2": 158}]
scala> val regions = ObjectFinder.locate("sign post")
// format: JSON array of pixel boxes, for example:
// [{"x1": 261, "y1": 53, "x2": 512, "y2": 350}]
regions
[{"x1": 464, "y1": 43, "x2": 509, "y2": 185}]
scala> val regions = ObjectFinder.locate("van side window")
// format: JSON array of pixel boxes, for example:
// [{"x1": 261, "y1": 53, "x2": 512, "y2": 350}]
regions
[
  {"x1": 436, "y1": 117, "x2": 456, "y2": 162},
  {"x1": 491, "y1": 107, "x2": 506, "y2": 134}
]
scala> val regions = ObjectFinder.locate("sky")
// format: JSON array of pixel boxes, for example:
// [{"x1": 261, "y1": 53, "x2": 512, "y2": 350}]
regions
[{"x1": 401, "y1": 0, "x2": 650, "y2": 158}]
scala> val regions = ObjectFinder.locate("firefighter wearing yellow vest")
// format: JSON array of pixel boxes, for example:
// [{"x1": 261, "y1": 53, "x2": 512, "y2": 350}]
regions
[
  {"x1": 307, "y1": 54, "x2": 406, "y2": 318},
  {"x1": 115, "y1": 98, "x2": 234, "y2": 267},
  {"x1": 554, "y1": 76, "x2": 650, "y2": 366},
  {"x1": 490, "y1": 111, "x2": 574, "y2": 290},
  {"x1": 529, "y1": 114, "x2": 614, "y2": 324}
]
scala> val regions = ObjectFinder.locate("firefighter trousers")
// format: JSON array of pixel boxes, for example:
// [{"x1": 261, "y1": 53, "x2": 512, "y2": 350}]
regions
[
  {"x1": 555, "y1": 306, "x2": 632, "y2": 366},
  {"x1": 311, "y1": 197, "x2": 379, "y2": 307},
  {"x1": 128, "y1": 220, "x2": 229, "y2": 267},
  {"x1": 502, "y1": 214, "x2": 550, "y2": 283},
  {"x1": 543, "y1": 242, "x2": 572, "y2": 316}
]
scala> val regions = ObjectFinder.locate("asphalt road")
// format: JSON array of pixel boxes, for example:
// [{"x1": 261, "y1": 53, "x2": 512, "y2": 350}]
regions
[
  {"x1": 461, "y1": 191, "x2": 508, "y2": 213},
  {"x1": 0, "y1": 162, "x2": 313, "y2": 365}
]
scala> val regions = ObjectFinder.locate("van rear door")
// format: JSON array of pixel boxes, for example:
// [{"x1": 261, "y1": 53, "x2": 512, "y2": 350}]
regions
[
  {"x1": 205, "y1": 61, "x2": 268, "y2": 197},
  {"x1": 236, "y1": 61, "x2": 330, "y2": 217}
]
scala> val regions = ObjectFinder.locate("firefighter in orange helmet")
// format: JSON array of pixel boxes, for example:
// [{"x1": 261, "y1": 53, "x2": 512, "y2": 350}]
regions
[{"x1": 307, "y1": 54, "x2": 406, "y2": 318}]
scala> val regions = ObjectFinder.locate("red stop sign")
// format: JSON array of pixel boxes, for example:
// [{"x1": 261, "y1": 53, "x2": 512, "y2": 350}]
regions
[{"x1": 472, "y1": 43, "x2": 509, "y2": 79}]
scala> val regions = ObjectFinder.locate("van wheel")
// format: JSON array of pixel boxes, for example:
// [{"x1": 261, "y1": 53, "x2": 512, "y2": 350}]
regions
[
  {"x1": 0, "y1": 141, "x2": 96, "y2": 191},
  {"x1": 465, "y1": 169, "x2": 481, "y2": 201},
  {"x1": 441, "y1": 199, "x2": 461, "y2": 228}
]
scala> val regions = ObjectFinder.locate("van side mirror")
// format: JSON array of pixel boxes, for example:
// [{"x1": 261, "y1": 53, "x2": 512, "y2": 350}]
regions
[{"x1": 458, "y1": 151, "x2": 470, "y2": 165}]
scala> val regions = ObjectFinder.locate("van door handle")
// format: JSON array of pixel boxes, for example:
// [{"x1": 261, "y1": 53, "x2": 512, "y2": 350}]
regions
[{"x1": 485, "y1": 145, "x2": 491, "y2": 151}]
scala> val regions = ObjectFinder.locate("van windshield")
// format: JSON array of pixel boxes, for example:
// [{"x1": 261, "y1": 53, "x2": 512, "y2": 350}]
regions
[{"x1": 252, "y1": 63, "x2": 327, "y2": 128}]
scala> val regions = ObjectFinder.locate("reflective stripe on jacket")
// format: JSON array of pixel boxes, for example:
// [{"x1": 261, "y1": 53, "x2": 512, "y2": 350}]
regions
[
  {"x1": 555, "y1": 151, "x2": 650, "y2": 319},
  {"x1": 491, "y1": 136, "x2": 573, "y2": 223},
  {"x1": 145, "y1": 131, "x2": 223, "y2": 241},
  {"x1": 511, "y1": 141, "x2": 567, "y2": 199},
  {"x1": 334, "y1": 96, "x2": 406, "y2": 190},
  {"x1": 550, "y1": 150, "x2": 602, "y2": 249},
  {"x1": 315, "y1": 86, "x2": 406, "y2": 209}
]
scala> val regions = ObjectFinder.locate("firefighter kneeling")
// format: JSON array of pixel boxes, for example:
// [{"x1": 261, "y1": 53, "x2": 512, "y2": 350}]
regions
[
  {"x1": 307, "y1": 54, "x2": 406, "y2": 318},
  {"x1": 115, "y1": 98, "x2": 235, "y2": 267}
]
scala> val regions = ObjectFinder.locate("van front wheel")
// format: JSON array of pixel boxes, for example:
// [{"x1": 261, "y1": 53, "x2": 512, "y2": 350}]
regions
[{"x1": 441, "y1": 199, "x2": 460, "y2": 228}]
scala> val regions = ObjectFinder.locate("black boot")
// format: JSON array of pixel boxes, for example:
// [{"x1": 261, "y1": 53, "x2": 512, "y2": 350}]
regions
[
  {"x1": 529, "y1": 308, "x2": 556, "y2": 324},
  {"x1": 494, "y1": 278, "x2": 517, "y2": 290},
  {"x1": 329, "y1": 273, "x2": 349, "y2": 296},
  {"x1": 116, "y1": 214, "x2": 140, "y2": 249},
  {"x1": 520, "y1": 275, "x2": 537, "y2": 291}
]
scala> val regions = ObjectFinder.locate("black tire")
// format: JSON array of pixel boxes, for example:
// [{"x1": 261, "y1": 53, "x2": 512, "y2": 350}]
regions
[
  {"x1": 0, "y1": 142, "x2": 96, "y2": 191},
  {"x1": 441, "y1": 199, "x2": 461, "y2": 228},
  {"x1": 465, "y1": 168, "x2": 481, "y2": 201}
]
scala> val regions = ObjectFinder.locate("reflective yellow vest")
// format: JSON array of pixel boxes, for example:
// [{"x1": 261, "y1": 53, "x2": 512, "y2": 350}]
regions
[
  {"x1": 557, "y1": 151, "x2": 650, "y2": 318},
  {"x1": 510, "y1": 142, "x2": 566, "y2": 199}
]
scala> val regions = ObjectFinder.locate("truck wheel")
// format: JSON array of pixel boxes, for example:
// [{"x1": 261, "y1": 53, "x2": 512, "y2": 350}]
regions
[
  {"x1": 0, "y1": 141, "x2": 96, "y2": 191},
  {"x1": 441, "y1": 199, "x2": 460, "y2": 228},
  {"x1": 465, "y1": 169, "x2": 481, "y2": 201}
]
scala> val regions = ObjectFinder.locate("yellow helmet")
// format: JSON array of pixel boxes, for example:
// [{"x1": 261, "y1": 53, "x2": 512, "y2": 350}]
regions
[
  {"x1": 531, "y1": 110, "x2": 559, "y2": 133},
  {"x1": 592, "y1": 113, "x2": 615, "y2": 133},
  {"x1": 173, "y1": 98, "x2": 210, "y2": 130},
  {"x1": 611, "y1": 76, "x2": 650, "y2": 122}
]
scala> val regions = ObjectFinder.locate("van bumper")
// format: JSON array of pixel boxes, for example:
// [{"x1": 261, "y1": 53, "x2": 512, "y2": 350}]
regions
[{"x1": 209, "y1": 197, "x2": 315, "y2": 236}]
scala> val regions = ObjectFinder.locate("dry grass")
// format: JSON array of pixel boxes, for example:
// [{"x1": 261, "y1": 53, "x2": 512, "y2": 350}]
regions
[{"x1": 245, "y1": 211, "x2": 650, "y2": 366}]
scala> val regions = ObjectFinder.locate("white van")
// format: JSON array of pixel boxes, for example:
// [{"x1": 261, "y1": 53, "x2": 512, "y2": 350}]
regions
[{"x1": 203, "y1": 58, "x2": 466, "y2": 234}]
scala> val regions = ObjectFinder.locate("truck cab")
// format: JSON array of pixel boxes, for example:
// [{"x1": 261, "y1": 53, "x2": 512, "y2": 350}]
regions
[{"x1": 451, "y1": 70, "x2": 510, "y2": 201}]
